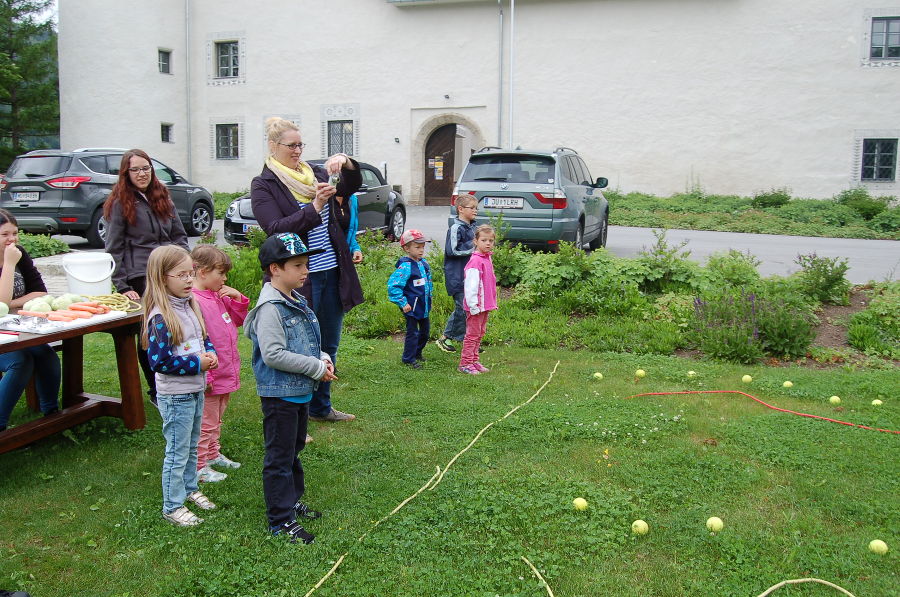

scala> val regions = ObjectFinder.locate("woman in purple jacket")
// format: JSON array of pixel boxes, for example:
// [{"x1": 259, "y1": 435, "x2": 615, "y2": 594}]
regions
[{"x1": 250, "y1": 117, "x2": 363, "y2": 436}]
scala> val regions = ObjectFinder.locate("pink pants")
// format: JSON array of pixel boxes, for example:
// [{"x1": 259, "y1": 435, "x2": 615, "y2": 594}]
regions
[
  {"x1": 197, "y1": 393, "x2": 231, "y2": 470},
  {"x1": 460, "y1": 311, "x2": 489, "y2": 367}
]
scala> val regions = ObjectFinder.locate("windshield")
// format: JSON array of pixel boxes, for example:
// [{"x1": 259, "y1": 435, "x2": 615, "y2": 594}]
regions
[
  {"x1": 6, "y1": 156, "x2": 70, "y2": 179},
  {"x1": 462, "y1": 155, "x2": 556, "y2": 184}
]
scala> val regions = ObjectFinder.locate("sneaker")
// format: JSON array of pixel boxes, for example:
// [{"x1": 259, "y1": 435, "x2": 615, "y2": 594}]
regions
[
  {"x1": 415, "y1": 355, "x2": 426, "y2": 362},
  {"x1": 473, "y1": 362, "x2": 490, "y2": 373},
  {"x1": 187, "y1": 491, "x2": 216, "y2": 510},
  {"x1": 305, "y1": 433, "x2": 314, "y2": 444},
  {"x1": 272, "y1": 519, "x2": 315, "y2": 544},
  {"x1": 163, "y1": 506, "x2": 203, "y2": 527},
  {"x1": 458, "y1": 365, "x2": 480, "y2": 375},
  {"x1": 404, "y1": 361, "x2": 422, "y2": 370},
  {"x1": 435, "y1": 337, "x2": 456, "y2": 353},
  {"x1": 208, "y1": 454, "x2": 241, "y2": 469},
  {"x1": 198, "y1": 465, "x2": 227, "y2": 483},
  {"x1": 478, "y1": 347, "x2": 485, "y2": 354},
  {"x1": 294, "y1": 500, "x2": 322, "y2": 519},
  {"x1": 309, "y1": 408, "x2": 356, "y2": 422}
]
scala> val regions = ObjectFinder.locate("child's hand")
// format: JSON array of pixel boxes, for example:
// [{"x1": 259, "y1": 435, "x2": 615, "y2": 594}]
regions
[
  {"x1": 402, "y1": 304, "x2": 412, "y2": 313},
  {"x1": 352, "y1": 250, "x2": 363, "y2": 264},
  {"x1": 320, "y1": 361, "x2": 338, "y2": 382},
  {"x1": 218, "y1": 285, "x2": 241, "y2": 300},
  {"x1": 469, "y1": 305, "x2": 481, "y2": 315},
  {"x1": 199, "y1": 353, "x2": 215, "y2": 371}
]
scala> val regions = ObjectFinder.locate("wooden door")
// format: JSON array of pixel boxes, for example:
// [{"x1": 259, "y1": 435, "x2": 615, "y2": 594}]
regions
[{"x1": 424, "y1": 124, "x2": 456, "y2": 205}]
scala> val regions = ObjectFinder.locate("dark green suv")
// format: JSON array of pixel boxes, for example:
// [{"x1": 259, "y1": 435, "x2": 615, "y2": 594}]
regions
[{"x1": 0, "y1": 149, "x2": 214, "y2": 247}]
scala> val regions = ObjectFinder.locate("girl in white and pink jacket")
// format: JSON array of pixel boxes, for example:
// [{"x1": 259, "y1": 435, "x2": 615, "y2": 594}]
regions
[
  {"x1": 459, "y1": 225, "x2": 498, "y2": 375},
  {"x1": 191, "y1": 245, "x2": 250, "y2": 482}
]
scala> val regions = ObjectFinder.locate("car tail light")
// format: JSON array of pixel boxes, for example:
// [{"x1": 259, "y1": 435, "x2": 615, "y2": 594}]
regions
[
  {"x1": 46, "y1": 176, "x2": 91, "y2": 189},
  {"x1": 0, "y1": 177, "x2": 6, "y2": 191},
  {"x1": 451, "y1": 190, "x2": 475, "y2": 206},
  {"x1": 534, "y1": 190, "x2": 567, "y2": 209},
  {"x1": 60, "y1": 217, "x2": 78, "y2": 223}
]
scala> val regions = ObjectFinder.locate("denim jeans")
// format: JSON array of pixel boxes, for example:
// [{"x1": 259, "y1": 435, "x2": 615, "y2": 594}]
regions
[
  {"x1": 0, "y1": 344, "x2": 61, "y2": 429},
  {"x1": 261, "y1": 396, "x2": 309, "y2": 528},
  {"x1": 403, "y1": 316, "x2": 430, "y2": 363},
  {"x1": 308, "y1": 267, "x2": 344, "y2": 418},
  {"x1": 158, "y1": 391, "x2": 204, "y2": 514},
  {"x1": 442, "y1": 291, "x2": 466, "y2": 342}
]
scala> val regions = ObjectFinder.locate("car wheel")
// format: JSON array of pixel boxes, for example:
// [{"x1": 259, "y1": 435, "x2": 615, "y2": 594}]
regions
[
  {"x1": 86, "y1": 209, "x2": 106, "y2": 248},
  {"x1": 589, "y1": 212, "x2": 608, "y2": 249},
  {"x1": 387, "y1": 207, "x2": 405, "y2": 241},
  {"x1": 188, "y1": 202, "x2": 213, "y2": 236},
  {"x1": 574, "y1": 220, "x2": 585, "y2": 250}
]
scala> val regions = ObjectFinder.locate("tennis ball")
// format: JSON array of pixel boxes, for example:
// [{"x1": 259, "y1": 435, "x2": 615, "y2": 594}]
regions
[
  {"x1": 706, "y1": 516, "x2": 724, "y2": 532},
  {"x1": 593, "y1": 372, "x2": 603, "y2": 380},
  {"x1": 868, "y1": 539, "x2": 888, "y2": 555},
  {"x1": 829, "y1": 395, "x2": 841, "y2": 405},
  {"x1": 872, "y1": 399, "x2": 883, "y2": 406},
  {"x1": 573, "y1": 497, "x2": 588, "y2": 511},
  {"x1": 782, "y1": 381, "x2": 793, "y2": 388},
  {"x1": 631, "y1": 519, "x2": 649, "y2": 535},
  {"x1": 741, "y1": 375, "x2": 752, "y2": 383},
  {"x1": 687, "y1": 371, "x2": 697, "y2": 378},
  {"x1": 635, "y1": 369, "x2": 646, "y2": 378}
]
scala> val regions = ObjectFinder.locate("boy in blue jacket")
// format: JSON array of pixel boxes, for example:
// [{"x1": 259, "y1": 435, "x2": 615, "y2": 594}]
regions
[{"x1": 387, "y1": 229, "x2": 433, "y2": 369}]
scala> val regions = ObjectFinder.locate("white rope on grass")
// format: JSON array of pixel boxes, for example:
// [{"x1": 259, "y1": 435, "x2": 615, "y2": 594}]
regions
[
  {"x1": 303, "y1": 361, "x2": 562, "y2": 596},
  {"x1": 521, "y1": 556, "x2": 556, "y2": 597},
  {"x1": 429, "y1": 360, "x2": 561, "y2": 489},
  {"x1": 756, "y1": 578, "x2": 858, "y2": 597}
]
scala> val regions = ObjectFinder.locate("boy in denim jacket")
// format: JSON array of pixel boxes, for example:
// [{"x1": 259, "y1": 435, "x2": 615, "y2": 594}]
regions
[{"x1": 244, "y1": 233, "x2": 337, "y2": 544}]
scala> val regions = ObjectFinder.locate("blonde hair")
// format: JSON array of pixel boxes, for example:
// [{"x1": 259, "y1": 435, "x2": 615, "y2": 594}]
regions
[
  {"x1": 474, "y1": 224, "x2": 495, "y2": 240},
  {"x1": 141, "y1": 245, "x2": 207, "y2": 349},
  {"x1": 265, "y1": 116, "x2": 300, "y2": 144},
  {"x1": 191, "y1": 244, "x2": 232, "y2": 273},
  {"x1": 456, "y1": 195, "x2": 477, "y2": 209}
]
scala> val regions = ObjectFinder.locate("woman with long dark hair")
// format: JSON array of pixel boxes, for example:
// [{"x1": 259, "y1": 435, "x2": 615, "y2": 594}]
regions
[
  {"x1": 0, "y1": 209, "x2": 61, "y2": 432},
  {"x1": 104, "y1": 149, "x2": 189, "y2": 403}
]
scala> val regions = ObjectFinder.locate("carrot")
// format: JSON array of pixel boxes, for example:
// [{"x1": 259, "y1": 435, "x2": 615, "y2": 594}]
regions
[
  {"x1": 47, "y1": 313, "x2": 75, "y2": 322},
  {"x1": 53, "y1": 310, "x2": 92, "y2": 319},
  {"x1": 68, "y1": 304, "x2": 103, "y2": 314},
  {"x1": 71, "y1": 301, "x2": 101, "y2": 307},
  {"x1": 17, "y1": 310, "x2": 50, "y2": 318}
]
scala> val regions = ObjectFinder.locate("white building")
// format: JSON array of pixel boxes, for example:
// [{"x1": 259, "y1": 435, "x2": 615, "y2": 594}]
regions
[{"x1": 58, "y1": 0, "x2": 900, "y2": 204}]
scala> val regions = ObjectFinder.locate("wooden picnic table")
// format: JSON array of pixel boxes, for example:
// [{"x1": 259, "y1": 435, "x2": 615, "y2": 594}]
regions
[{"x1": 0, "y1": 312, "x2": 145, "y2": 455}]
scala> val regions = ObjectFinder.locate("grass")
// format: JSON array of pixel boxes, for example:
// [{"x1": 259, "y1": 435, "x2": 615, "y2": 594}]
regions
[{"x1": 1, "y1": 333, "x2": 897, "y2": 596}]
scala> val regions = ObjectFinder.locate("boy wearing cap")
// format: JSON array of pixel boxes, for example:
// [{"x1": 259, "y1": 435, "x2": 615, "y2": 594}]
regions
[
  {"x1": 387, "y1": 229, "x2": 434, "y2": 369},
  {"x1": 244, "y1": 233, "x2": 336, "y2": 544}
]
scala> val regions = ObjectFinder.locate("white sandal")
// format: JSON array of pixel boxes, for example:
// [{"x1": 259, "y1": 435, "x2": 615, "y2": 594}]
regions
[
  {"x1": 187, "y1": 491, "x2": 217, "y2": 510},
  {"x1": 163, "y1": 506, "x2": 203, "y2": 527}
]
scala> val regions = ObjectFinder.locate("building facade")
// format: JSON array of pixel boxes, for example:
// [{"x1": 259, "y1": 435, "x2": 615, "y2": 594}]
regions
[{"x1": 58, "y1": 0, "x2": 900, "y2": 203}]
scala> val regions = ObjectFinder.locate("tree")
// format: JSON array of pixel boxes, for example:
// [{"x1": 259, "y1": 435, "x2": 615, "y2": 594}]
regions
[{"x1": 0, "y1": 0, "x2": 58, "y2": 171}]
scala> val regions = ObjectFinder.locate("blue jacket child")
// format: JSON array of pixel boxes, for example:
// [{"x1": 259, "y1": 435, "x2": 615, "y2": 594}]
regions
[{"x1": 387, "y1": 229, "x2": 433, "y2": 366}]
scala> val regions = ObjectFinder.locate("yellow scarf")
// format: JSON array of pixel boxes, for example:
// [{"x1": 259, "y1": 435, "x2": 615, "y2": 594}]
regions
[{"x1": 266, "y1": 155, "x2": 317, "y2": 204}]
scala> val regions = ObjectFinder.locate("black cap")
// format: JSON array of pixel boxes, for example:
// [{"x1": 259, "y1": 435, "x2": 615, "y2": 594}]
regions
[{"x1": 258, "y1": 232, "x2": 325, "y2": 270}]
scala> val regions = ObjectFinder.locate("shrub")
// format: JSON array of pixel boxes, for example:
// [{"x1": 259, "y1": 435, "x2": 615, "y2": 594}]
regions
[
  {"x1": 755, "y1": 297, "x2": 817, "y2": 359},
  {"x1": 775, "y1": 200, "x2": 862, "y2": 227},
  {"x1": 835, "y1": 187, "x2": 891, "y2": 221},
  {"x1": 795, "y1": 253, "x2": 851, "y2": 305},
  {"x1": 703, "y1": 249, "x2": 761, "y2": 288},
  {"x1": 213, "y1": 190, "x2": 248, "y2": 219},
  {"x1": 847, "y1": 282, "x2": 900, "y2": 358},
  {"x1": 619, "y1": 229, "x2": 703, "y2": 295},
  {"x1": 653, "y1": 293, "x2": 695, "y2": 329},
  {"x1": 691, "y1": 292, "x2": 763, "y2": 363},
  {"x1": 751, "y1": 188, "x2": 791, "y2": 208},
  {"x1": 222, "y1": 244, "x2": 263, "y2": 305},
  {"x1": 867, "y1": 207, "x2": 900, "y2": 235},
  {"x1": 492, "y1": 240, "x2": 530, "y2": 287},
  {"x1": 20, "y1": 233, "x2": 69, "y2": 258}
]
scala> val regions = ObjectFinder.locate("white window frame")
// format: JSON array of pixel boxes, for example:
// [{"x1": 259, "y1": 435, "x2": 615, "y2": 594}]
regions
[
  {"x1": 852, "y1": 129, "x2": 900, "y2": 190},
  {"x1": 210, "y1": 120, "x2": 244, "y2": 161},
  {"x1": 161, "y1": 123, "x2": 174, "y2": 144},
  {"x1": 860, "y1": 9, "x2": 900, "y2": 67},
  {"x1": 206, "y1": 32, "x2": 247, "y2": 85},
  {"x1": 320, "y1": 104, "x2": 360, "y2": 157},
  {"x1": 158, "y1": 49, "x2": 172, "y2": 74}
]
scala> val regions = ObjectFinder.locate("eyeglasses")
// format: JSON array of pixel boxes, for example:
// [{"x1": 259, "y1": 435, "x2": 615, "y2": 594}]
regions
[
  {"x1": 459, "y1": 205, "x2": 478, "y2": 211},
  {"x1": 128, "y1": 166, "x2": 153, "y2": 174},
  {"x1": 167, "y1": 272, "x2": 196, "y2": 282},
  {"x1": 277, "y1": 142, "x2": 307, "y2": 151}
]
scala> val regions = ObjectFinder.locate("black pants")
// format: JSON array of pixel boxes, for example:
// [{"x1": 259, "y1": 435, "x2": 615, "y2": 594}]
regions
[
  {"x1": 261, "y1": 396, "x2": 309, "y2": 528},
  {"x1": 402, "y1": 316, "x2": 430, "y2": 364},
  {"x1": 129, "y1": 276, "x2": 157, "y2": 402}
]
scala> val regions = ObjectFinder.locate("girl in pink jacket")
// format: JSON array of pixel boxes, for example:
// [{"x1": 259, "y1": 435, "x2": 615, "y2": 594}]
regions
[
  {"x1": 191, "y1": 245, "x2": 250, "y2": 482},
  {"x1": 459, "y1": 225, "x2": 498, "y2": 375}
]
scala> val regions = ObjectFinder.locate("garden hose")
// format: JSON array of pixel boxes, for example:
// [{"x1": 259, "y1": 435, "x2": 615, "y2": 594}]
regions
[{"x1": 626, "y1": 390, "x2": 899, "y2": 435}]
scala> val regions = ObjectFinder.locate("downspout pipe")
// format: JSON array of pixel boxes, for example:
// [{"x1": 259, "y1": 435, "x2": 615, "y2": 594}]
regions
[
  {"x1": 184, "y1": 0, "x2": 192, "y2": 179},
  {"x1": 497, "y1": 0, "x2": 503, "y2": 147},
  {"x1": 508, "y1": 0, "x2": 515, "y2": 148}
]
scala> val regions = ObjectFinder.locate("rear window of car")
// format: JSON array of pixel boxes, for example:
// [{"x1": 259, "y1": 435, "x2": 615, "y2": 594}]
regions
[
  {"x1": 6, "y1": 156, "x2": 71, "y2": 179},
  {"x1": 462, "y1": 155, "x2": 555, "y2": 184}
]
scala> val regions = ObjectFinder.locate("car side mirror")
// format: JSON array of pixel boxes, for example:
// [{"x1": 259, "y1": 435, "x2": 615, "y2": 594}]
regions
[
  {"x1": 595, "y1": 177, "x2": 608, "y2": 189},
  {"x1": 357, "y1": 184, "x2": 369, "y2": 192},
  {"x1": 172, "y1": 174, "x2": 185, "y2": 183}
]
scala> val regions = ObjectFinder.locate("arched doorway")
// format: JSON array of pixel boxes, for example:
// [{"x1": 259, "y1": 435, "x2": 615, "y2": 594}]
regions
[{"x1": 412, "y1": 113, "x2": 486, "y2": 206}]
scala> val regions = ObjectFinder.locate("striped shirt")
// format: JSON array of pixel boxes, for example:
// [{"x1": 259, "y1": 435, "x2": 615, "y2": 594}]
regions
[{"x1": 303, "y1": 202, "x2": 337, "y2": 272}]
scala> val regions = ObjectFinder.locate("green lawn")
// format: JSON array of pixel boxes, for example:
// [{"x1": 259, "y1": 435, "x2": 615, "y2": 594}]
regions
[{"x1": 1, "y1": 333, "x2": 897, "y2": 596}]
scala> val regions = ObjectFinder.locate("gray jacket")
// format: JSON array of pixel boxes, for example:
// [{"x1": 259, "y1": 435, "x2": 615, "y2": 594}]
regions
[
  {"x1": 105, "y1": 192, "x2": 189, "y2": 293},
  {"x1": 146, "y1": 295, "x2": 214, "y2": 396}
]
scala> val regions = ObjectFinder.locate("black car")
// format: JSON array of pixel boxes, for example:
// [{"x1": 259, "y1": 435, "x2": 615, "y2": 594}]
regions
[
  {"x1": 224, "y1": 160, "x2": 406, "y2": 244},
  {"x1": 0, "y1": 148, "x2": 214, "y2": 247}
]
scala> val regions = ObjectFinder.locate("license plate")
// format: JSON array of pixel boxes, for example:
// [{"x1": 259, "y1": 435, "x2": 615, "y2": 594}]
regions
[
  {"x1": 13, "y1": 192, "x2": 40, "y2": 201},
  {"x1": 483, "y1": 196, "x2": 524, "y2": 209},
  {"x1": 242, "y1": 224, "x2": 251, "y2": 233}
]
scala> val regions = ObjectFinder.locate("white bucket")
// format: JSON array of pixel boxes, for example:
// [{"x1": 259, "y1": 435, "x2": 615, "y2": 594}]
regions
[{"x1": 62, "y1": 252, "x2": 115, "y2": 296}]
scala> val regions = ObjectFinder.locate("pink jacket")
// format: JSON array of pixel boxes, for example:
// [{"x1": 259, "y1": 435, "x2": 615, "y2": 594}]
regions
[
  {"x1": 463, "y1": 251, "x2": 498, "y2": 314},
  {"x1": 191, "y1": 288, "x2": 249, "y2": 395}
]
